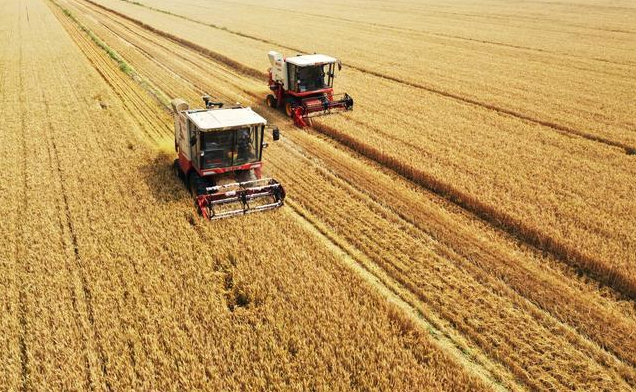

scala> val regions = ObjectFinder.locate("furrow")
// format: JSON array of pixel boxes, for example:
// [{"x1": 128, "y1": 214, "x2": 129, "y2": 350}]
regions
[{"x1": 16, "y1": 21, "x2": 30, "y2": 392}]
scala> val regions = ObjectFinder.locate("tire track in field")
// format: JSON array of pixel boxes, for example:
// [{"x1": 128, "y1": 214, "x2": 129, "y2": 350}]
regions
[
  {"x1": 15, "y1": 13, "x2": 30, "y2": 389},
  {"x1": 42, "y1": 2, "x2": 139, "y2": 390},
  {"x1": 50, "y1": 1, "x2": 245, "y2": 384},
  {"x1": 86, "y1": 3, "x2": 636, "y2": 154},
  {"x1": 42, "y1": 106, "x2": 112, "y2": 392},
  {"x1": 17, "y1": 85, "x2": 30, "y2": 392},
  {"x1": 75, "y1": 1, "x2": 438, "y2": 164},
  {"x1": 86, "y1": 0, "x2": 636, "y2": 154},
  {"x1": 54, "y1": 0, "x2": 170, "y2": 142},
  {"x1": 48, "y1": 2, "x2": 179, "y2": 386},
  {"x1": 88, "y1": 12, "x2": 204, "y2": 100},
  {"x1": 43, "y1": 109, "x2": 99, "y2": 391},
  {"x1": 307, "y1": 120, "x2": 636, "y2": 301},
  {"x1": 34, "y1": 12, "x2": 95, "y2": 388},
  {"x1": 270, "y1": 138, "x2": 636, "y2": 390},
  {"x1": 285, "y1": 202, "x2": 514, "y2": 392},
  {"x1": 74, "y1": 0, "x2": 636, "y2": 302},
  {"x1": 50, "y1": 5, "x2": 521, "y2": 389},
  {"x1": 287, "y1": 134, "x2": 636, "y2": 370}
]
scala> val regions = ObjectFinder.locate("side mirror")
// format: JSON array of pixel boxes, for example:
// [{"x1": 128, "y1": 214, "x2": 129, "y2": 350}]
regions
[
  {"x1": 337, "y1": 61, "x2": 342, "y2": 71},
  {"x1": 202, "y1": 95, "x2": 211, "y2": 106},
  {"x1": 262, "y1": 142, "x2": 269, "y2": 149},
  {"x1": 272, "y1": 127, "x2": 280, "y2": 141}
]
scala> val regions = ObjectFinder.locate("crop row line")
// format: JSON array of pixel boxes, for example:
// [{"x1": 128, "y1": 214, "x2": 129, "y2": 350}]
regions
[
  {"x1": 71, "y1": 11, "x2": 636, "y2": 369},
  {"x1": 15, "y1": 15, "x2": 30, "y2": 389},
  {"x1": 198, "y1": 0, "x2": 636, "y2": 68},
  {"x1": 270, "y1": 139, "x2": 636, "y2": 388},
  {"x1": 44, "y1": 1, "x2": 143, "y2": 389},
  {"x1": 55, "y1": 3, "x2": 636, "y2": 389},
  {"x1": 286, "y1": 200, "x2": 513, "y2": 391},
  {"x1": 34, "y1": 11, "x2": 96, "y2": 386}
]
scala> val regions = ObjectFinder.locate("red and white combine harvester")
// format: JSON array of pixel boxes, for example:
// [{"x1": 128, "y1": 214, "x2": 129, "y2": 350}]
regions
[
  {"x1": 266, "y1": 51, "x2": 354, "y2": 127},
  {"x1": 172, "y1": 96, "x2": 285, "y2": 220}
]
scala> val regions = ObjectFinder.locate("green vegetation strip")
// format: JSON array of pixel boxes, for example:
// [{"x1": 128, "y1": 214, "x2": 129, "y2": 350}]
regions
[{"x1": 50, "y1": 0, "x2": 170, "y2": 108}]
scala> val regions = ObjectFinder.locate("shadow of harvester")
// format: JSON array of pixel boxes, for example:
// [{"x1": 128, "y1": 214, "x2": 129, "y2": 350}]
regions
[{"x1": 139, "y1": 150, "x2": 190, "y2": 205}]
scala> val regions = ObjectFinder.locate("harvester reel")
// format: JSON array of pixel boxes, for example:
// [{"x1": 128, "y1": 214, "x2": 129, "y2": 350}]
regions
[{"x1": 195, "y1": 178, "x2": 286, "y2": 220}]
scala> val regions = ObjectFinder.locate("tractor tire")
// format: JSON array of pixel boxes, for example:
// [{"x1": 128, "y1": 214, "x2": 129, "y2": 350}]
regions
[
  {"x1": 236, "y1": 169, "x2": 257, "y2": 183},
  {"x1": 285, "y1": 101, "x2": 294, "y2": 117},
  {"x1": 188, "y1": 173, "x2": 197, "y2": 196},
  {"x1": 194, "y1": 199, "x2": 203, "y2": 216},
  {"x1": 173, "y1": 159, "x2": 184, "y2": 181},
  {"x1": 188, "y1": 172, "x2": 207, "y2": 197},
  {"x1": 266, "y1": 94, "x2": 277, "y2": 108}
]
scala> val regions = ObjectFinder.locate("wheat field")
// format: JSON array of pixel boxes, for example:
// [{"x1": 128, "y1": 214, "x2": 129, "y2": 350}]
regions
[{"x1": 2, "y1": 0, "x2": 636, "y2": 390}]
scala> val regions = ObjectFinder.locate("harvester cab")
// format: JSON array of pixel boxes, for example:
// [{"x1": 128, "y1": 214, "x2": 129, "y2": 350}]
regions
[
  {"x1": 171, "y1": 97, "x2": 285, "y2": 220},
  {"x1": 266, "y1": 51, "x2": 354, "y2": 127}
]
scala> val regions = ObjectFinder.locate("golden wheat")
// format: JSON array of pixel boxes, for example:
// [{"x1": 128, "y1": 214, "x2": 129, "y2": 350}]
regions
[
  {"x1": 49, "y1": 0, "x2": 636, "y2": 389},
  {"x1": 0, "y1": 0, "x2": 495, "y2": 390},
  {"x1": 80, "y1": 0, "x2": 636, "y2": 302}
]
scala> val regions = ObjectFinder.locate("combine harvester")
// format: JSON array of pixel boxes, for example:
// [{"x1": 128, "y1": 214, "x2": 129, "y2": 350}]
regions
[
  {"x1": 172, "y1": 96, "x2": 285, "y2": 220},
  {"x1": 266, "y1": 51, "x2": 354, "y2": 127}
]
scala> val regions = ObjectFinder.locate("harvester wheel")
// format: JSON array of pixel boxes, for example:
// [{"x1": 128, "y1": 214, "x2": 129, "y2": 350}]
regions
[
  {"x1": 173, "y1": 159, "x2": 184, "y2": 181},
  {"x1": 194, "y1": 199, "x2": 203, "y2": 216},
  {"x1": 285, "y1": 102, "x2": 294, "y2": 117},
  {"x1": 266, "y1": 94, "x2": 277, "y2": 108},
  {"x1": 188, "y1": 172, "x2": 206, "y2": 197}
]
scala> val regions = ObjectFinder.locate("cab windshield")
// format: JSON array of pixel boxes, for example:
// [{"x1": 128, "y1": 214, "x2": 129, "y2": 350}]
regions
[
  {"x1": 201, "y1": 126, "x2": 261, "y2": 169},
  {"x1": 290, "y1": 62, "x2": 335, "y2": 92}
]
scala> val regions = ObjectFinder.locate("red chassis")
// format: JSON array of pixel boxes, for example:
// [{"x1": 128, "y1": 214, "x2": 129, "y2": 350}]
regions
[{"x1": 267, "y1": 72, "x2": 353, "y2": 127}]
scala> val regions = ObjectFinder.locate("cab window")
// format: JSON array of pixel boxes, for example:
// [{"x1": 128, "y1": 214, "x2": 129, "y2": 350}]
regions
[
  {"x1": 297, "y1": 65, "x2": 326, "y2": 92},
  {"x1": 234, "y1": 126, "x2": 261, "y2": 165},
  {"x1": 200, "y1": 126, "x2": 262, "y2": 169},
  {"x1": 201, "y1": 130, "x2": 234, "y2": 168}
]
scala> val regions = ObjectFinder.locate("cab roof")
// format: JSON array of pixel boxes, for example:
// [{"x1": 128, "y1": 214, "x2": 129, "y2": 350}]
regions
[
  {"x1": 185, "y1": 107, "x2": 266, "y2": 130},
  {"x1": 286, "y1": 54, "x2": 337, "y2": 67}
]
